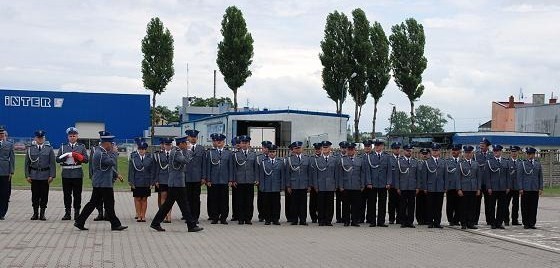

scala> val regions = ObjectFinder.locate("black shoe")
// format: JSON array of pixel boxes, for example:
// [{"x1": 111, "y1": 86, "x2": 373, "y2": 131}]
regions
[
  {"x1": 180, "y1": 217, "x2": 185, "y2": 220},
  {"x1": 0, "y1": 217, "x2": 4, "y2": 220},
  {"x1": 351, "y1": 223, "x2": 360, "y2": 227},
  {"x1": 523, "y1": 226, "x2": 530, "y2": 229},
  {"x1": 389, "y1": 221, "x2": 394, "y2": 224},
  {"x1": 150, "y1": 225, "x2": 165, "y2": 232},
  {"x1": 74, "y1": 222, "x2": 88, "y2": 230},
  {"x1": 467, "y1": 225, "x2": 478, "y2": 230},
  {"x1": 135, "y1": 216, "x2": 139, "y2": 220},
  {"x1": 62, "y1": 211, "x2": 71, "y2": 221},
  {"x1": 435, "y1": 224, "x2": 443, "y2": 229},
  {"x1": 319, "y1": 223, "x2": 325, "y2": 226},
  {"x1": 265, "y1": 221, "x2": 271, "y2": 225},
  {"x1": 238, "y1": 221, "x2": 244, "y2": 225},
  {"x1": 407, "y1": 224, "x2": 416, "y2": 228},
  {"x1": 428, "y1": 224, "x2": 434, "y2": 228},
  {"x1": 273, "y1": 221, "x2": 281, "y2": 225},
  {"x1": 188, "y1": 226, "x2": 204, "y2": 232},
  {"x1": 30, "y1": 213, "x2": 39, "y2": 221},
  {"x1": 344, "y1": 223, "x2": 350, "y2": 227},
  {"x1": 299, "y1": 222, "x2": 308, "y2": 226},
  {"x1": 491, "y1": 225, "x2": 497, "y2": 229},
  {"x1": 39, "y1": 209, "x2": 46, "y2": 221},
  {"x1": 497, "y1": 225, "x2": 505, "y2": 229},
  {"x1": 291, "y1": 222, "x2": 298, "y2": 225},
  {"x1": 93, "y1": 215, "x2": 104, "y2": 221},
  {"x1": 259, "y1": 218, "x2": 265, "y2": 222},
  {"x1": 163, "y1": 220, "x2": 171, "y2": 223},
  {"x1": 377, "y1": 224, "x2": 388, "y2": 227},
  {"x1": 245, "y1": 221, "x2": 252, "y2": 225},
  {"x1": 112, "y1": 225, "x2": 128, "y2": 231},
  {"x1": 461, "y1": 226, "x2": 467, "y2": 229},
  {"x1": 325, "y1": 223, "x2": 333, "y2": 226},
  {"x1": 220, "y1": 220, "x2": 228, "y2": 225},
  {"x1": 369, "y1": 223, "x2": 376, "y2": 227},
  {"x1": 529, "y1": 226, "x2": 537, "y2": 229},
  {"x1": 401, "y1": 224, "x2": 407, "y2": 228},
  {"x1": 512, "y1": 222, "x2": 521, "y2": 226},
  {"x1": 74, "y1": 210, "x2": 80, "y2": 220},
  {"x1": 211, "y1": 220, "x2": 218, "y2": 224}
]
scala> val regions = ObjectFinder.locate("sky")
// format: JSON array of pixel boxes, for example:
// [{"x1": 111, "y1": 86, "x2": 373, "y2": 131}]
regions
[{"x1": 1, "y1": 0, "x2": 559, "y2": 134}]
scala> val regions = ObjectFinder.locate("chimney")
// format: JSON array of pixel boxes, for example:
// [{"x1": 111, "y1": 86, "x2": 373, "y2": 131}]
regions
[
  {"x1": 533, "y1": 94, "x2": 545, "y2": 105},
  {"x1": 550, "y1": 98, "x2": 557, "y2": 104},
  {"x1": 508, "y1": 95, "x2": 514, "y2": 108}
]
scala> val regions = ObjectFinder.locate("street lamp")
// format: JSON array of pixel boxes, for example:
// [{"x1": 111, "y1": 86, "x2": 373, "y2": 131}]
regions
[
  {"x1": 447, "y1": 114, "x2": 456, "y2": 132},
  {"x1": 339, "y1": 72, "x2": 358, "y2": 139}
]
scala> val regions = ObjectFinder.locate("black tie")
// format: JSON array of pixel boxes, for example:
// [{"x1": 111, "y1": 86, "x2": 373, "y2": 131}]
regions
[
  {"x1": 377, "y1": 153, "x2": 381, "y2": 160},
  {"x1": 435, "y1": 158, "x2": 438, "y2": 165},
  {"x1": 71, "y1": 144, "x2": 74, "y2": 150},
  {"x1": 407, "y1": 159, "x2": 410, "y2": 164},
  {"x1": 325, "y1": 157, "x2": 328, "y2": 163},
  {"x1": 166, "y1": 152, "x2": 169, "y2": 160},
  {"x1": 244, "y1": 151, "x2": 247, "y2": 157},
  {"x1": 38, "y1": 146, "x2": 42, "y2": 151},
  {"x1": 271, "y1": 159, "x2": 274, "y2": 165}
]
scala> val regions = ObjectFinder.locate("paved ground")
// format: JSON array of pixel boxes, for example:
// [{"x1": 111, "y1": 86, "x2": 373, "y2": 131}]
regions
[{"x1": 1, "y1": 190, "x2": 559, "y2": 267}]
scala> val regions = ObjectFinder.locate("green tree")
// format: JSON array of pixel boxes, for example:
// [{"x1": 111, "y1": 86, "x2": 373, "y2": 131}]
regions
[
  {"x1": 319, "y1": 11, "x2": 353, "y2": 114},
  {"x1": 190, "y1": 97, "x2": 233, "y2": 107},
  {"x1": 367, "y1": 22, "x2": 391, "y2": 138},
  {"x1": 216, "y1": 6, "x2": 254, "y2": 111},
  {"x1": 414, "y1": 105, "x2": 448, "y2": 133},
  {"x1": 385, "y1": 111, "x2": 410, "y2": 135},
  {"x1": 150, "y1": 105, "x2": 180, "y2": 125},
  {"x1": 349, "y1": 8, "x2": 372, "y2": 142},
  {"x1": 389, "y1": 18, "x2": 427, "y2": 130},
  {"x1": 141, "y1": 17, "x2": 175, "y2": 141}
]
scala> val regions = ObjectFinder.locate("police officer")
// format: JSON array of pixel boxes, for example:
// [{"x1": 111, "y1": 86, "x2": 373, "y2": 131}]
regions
[
  {"x1": 444, "y1": 144, "x2": 462, "y2": 226},
  {"x1": 422, "y1": 144, "x2": 445, "y2": 228},
  {"x1": 258, "y1": 144, "x2": 284, "y2": 225},
  {"x1": 206, "y1": 133, "x2": 233, "y2": 224},
  {"x1": 415, "y1": 148, "x2": 430, "y2": 225},
  {"x1": 153, "y1": 137, "x2": 173, "y2": 223},
  {"x1": 56, "y1": 127, "x2": 89, "y2": 221},
  {"x1": 518, "y1": 147, "x2": 543, "y2": 229},
  {"x1": 475, "y1": 138, "x2": 492, "y2": 226},
  {"x1": 74, "y1": 131, "x2": 127, "y2": 231},
  {"x1": 89, "y1": 139, "x2": 105, "y2": 221},
  {"x1": 487, "y1": 145, "x2": 510, "y2": 229},
  {"x1": 0, "y1": 126, "x2": 15, "y2": 220},
  {"x1": 364, "y1": 139, "x2": 392, "y2": 227},
  {"x1": 184, "y1": 130, "x2": 205, "y2": 223},
  {"x1": 312, "y1": 141, "x2": 337, "y2": 226},
  {"x1": 150, "y1": 136, "x2": 203, "y2": 232},
  {"x1": 256, "y1": 141, "x2": 272, "y2": 222},
  {"x1": 338, "y1": 142, "x2": 368, "y2": 227},
  {"x1": 388, "y1": 142, "x2": 401, "y2": 224},
  {"x1": 335, "y1": 141, "x2": 349, "y2": 223},
  {"x1": 395, "y1": 145, "x2": 420, "y2": 228},
  {"x1": 458, "y1": 145, "x2": 481, "y2": 230},
  {"x1": 25, "y1": 130, "x2": 56, "y2": 221},
  {"x1": 286, "y1": 141, "x2": 311, "y2": 225},
  {"x1": 308, "y1": 142, "x2": 321, "y2": 224},
  {"x1": 506, "y1": 145, "x2": 522, "y2": 226},
  {"x1": 232, "y1": 135, "x2": 258, "y2": 225},
  {"x1": 230, "y1": 136, "x2": 241, "y2": 222},
  {"x1": 128, "y1": 140, "x2": 155, "y2": 222}
]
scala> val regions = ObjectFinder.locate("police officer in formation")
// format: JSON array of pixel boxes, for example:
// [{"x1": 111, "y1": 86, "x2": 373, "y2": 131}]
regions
[
  {"x1": 128, "y1": 139, "x2": 154, "y2": 222},
  {"x1": 74, "y1": 131, "x2": 127, "y2": 231},
  {"x1": 308, "y1": 142, "x2": 321, "y2": 223},
  {"x1": 230, "y1": 136, "x2": 241, "y2": 222},
  {"x1": 184, "y1": 130, "x2": 205, "y2": 223},
  {"x1": 475, "y1": 138, "x2": 492, "y2": 226},
  {"x1": 363, "y1": 139, "x2": 391, "y2": 227},
  {"x1": 387, "y1": 142, "x2": 401, "y2": 225},
  {"x1": 153, "y1": 137, "x2": 173, "y2": 222},
  {"x1": 486, "y1": 145, "x2": 510, "y2": 229},
  {"x1": 422, "y1": 143, "x2": 445, "y2": 228},
  {"x1": 518, "y1": 147, "x2": 543, "y2": 229},
  {"x1": 395, "y1": 144, "x2": 420, "y2": 228},
  {"x1": 258, "y1": 144, "x2": 284, "y2": 225},
  {"x1": 0, "y1": 126, "x2": 15, "y2": 220},
  {"x1": 312, "y1": 141, "x2": 337, "y2": 226},
  {"x1": 338, "y1": 142, "x2": 368, "y2": 227},
  {"x1": 458, "y1": 145, "x2": 481, "y2": 230},
  {"x1": 205, "y1": 133, "x2": 233, "y2": 224},
  {"x1": 335, "y1": 141, "x2": 349, "y2": 223},
  {"x1": 56, "y1": 127, "x2": 89, "y2": 221},
  {"x1": 506, "y1": 145, "x2": 522, "y2": 226},
  {"x1": 88, "y1": 139, "x2": 106, "y2": 221},
  {"x1": 415, "y1": 148, "x2": 430, "y2": 225},
  {"x1": 25, "y1": 130, "x2": 56, "y2": 221},
  {"x1": 445, "y1": 144, "x2": 462, "y2": 226},
  {"x1": 256, "y1": 140, "x2": 272, "y2": 222},
  {"x1": 286, "y1": 141, "x2": 311, "y2": 225},
  {"x1": 232, "y1": 135, "x2": 258, "y2": 224}
]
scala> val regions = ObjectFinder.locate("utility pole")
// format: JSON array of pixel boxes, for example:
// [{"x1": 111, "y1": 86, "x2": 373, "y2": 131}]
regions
[{"x1": 213, "y1": 70, "x2": 217, "y2": 99}]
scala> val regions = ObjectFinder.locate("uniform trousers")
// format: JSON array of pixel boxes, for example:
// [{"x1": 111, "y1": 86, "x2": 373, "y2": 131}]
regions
[
  {"x1": 31, "y1": 180, "x2": 49, "y2": 209},
  {"x1": 76, "y1": 187, "x2": 121, "y2": 228}
]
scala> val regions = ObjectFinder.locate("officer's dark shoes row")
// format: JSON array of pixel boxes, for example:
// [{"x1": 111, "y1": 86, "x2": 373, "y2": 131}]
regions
[
  {"x1": 220, "y1": 220, "x2": 228, "y2": 225},
  {"x1": 467, "y1": 225, "x2": 478, "y2": 230},
  {"x1": 351, "y1": 222, "x2": 360, "y2": 227},
  {"x1": 378, "y1": 224, "x2": 388, "y2": 227},
  {"x1": 188, "y1": 226, "x2": 203, "y2": 233},
  {"x1": 150, "y1": 225, "x2": 165, "y2": 232},
  {"x1": 74, "y1": 222, "x2": 88, "y2": 231},
  {"x1": 512, "y1": 222, "x2": 521, "y2": 226},
  {"x1": 369, "y1": 223, "x2": 376, "y2": 227},
  {"x1": 111, "y1": 225, "x2": 128, "y2": 231}
]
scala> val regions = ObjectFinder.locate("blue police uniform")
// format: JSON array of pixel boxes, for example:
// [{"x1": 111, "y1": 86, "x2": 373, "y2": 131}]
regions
[
  {"x1": 25, "y1": 130, "x2": 56, "y2": 221},
  {"x1": 517, "y1": 147, "x2": 543, "y2": 229}
]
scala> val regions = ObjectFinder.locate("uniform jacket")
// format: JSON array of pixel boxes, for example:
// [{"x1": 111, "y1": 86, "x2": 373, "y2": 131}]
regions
[
  {"x1": 363, "y1": 151, "x2": 392, "y2": 188},
  {"x1": 475, "y1": 150, "x2": 491, "y2": 185},
  {"x1": 421, "y1": 157, "x2": 446, "y2": 192},
  {"x1": 508, "y1": 158, "x2": 521, "y2": 190},
  {"x1": 444, "y1": 157, "x2": 461, "y2": 190},
  {"x1": 205, "y1": 148, "x2": 233, "y2": 185},
  {"x1": 285, "y1": 154, "x2": 312, "y2": 189},
  {"x1": 167, "y1": 148, "x2": 193, "y2": 187},
  {"x1": 517, "y1": 159, "x2": 543, "y2": 191},
  {"x1": 0, "y1": 140, "x2": 15, "y2": 176},
  {"x1": 458, "y1": 159, "x2": 481, "y2": 192},
  {"x1": 487, "y1": 157, "x2": 511, "y2": 191},
  {"x1": 258, "y1": 157, "x2": 285, "y2": 192},
  {"x1": 56, "y1": 143, "x2": 89, "y2": 179},
  {"x1": 395, "y1": 157, "x2": 420, "y2": 191},
  {"x1": 232, "y1": 150, "x2": 258, "y2": 184},
  {"x1": 24, "y1": 144, "x2": 56, "y2": 180},
  {"x1": 91, "y1": 147, "x2": 118, "y2": 187},
  {"x1": 389, "y1": 154, "x2": 400, "y2": 187},
  {"x1": 153, "y1": 150, "x2": 171, "y2": 185},
  {"x1": 127, "y1": 151, "x2": 156, "y2": 187},
  {"x1": 312, "y1": 154, "x2": 338, "y2": 192},
  {"x1": 185, "y1": 144, "x2": 205, "y2": 183},
  {"x1": 337, "y1": 155, "x2": 367, "y2": 190}
]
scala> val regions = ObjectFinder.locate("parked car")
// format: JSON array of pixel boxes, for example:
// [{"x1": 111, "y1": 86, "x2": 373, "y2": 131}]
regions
[{"x1": 13, "y1": 142, "x2": 26, "y2": 151}]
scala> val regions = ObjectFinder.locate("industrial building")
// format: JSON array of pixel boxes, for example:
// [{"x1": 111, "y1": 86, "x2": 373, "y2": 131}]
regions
[
  {"x1": 180, "y1": 99, "x2": 349, "y2": 147},
  {"x1": 1, "y1": 88, "x2": 150, "y2": 148}
]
